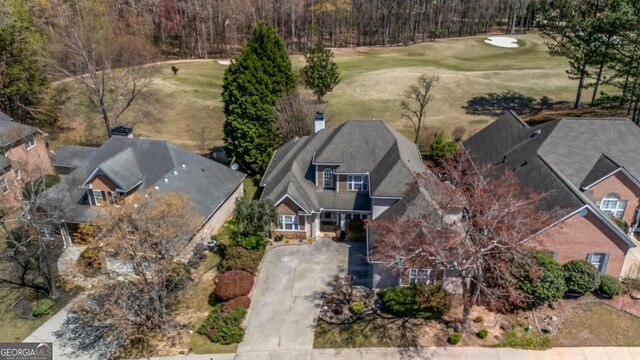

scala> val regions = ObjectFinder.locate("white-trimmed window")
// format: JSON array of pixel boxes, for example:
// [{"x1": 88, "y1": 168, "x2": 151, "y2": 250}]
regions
[
  {"x1": 347, "y1": 175, "x2": 368, "y2": 191},
  {"x1": 92, "y1": 190, "x2": 105, "y2": 205},
  {"x1": 24, "y1": 136, "x2": 36, "y2": 150},
  {"x1": 587, "y1": 253, "x2": 609, "y2": 274},
  {"x1": 39, "y1": 225, "x2": 54, "y2": 240},
  {"x1": 278, "y1": 215, "x2": 299, "y2": 231},
  {"x1": 1, "y1": 179, "x2": 8, "y2": 194},
  {"x1": 409, "y1": 268, "x2": 436, "y2": 285},
  {"x1": 323, "y1": 168, "x2": 333, "y2": 188},
  {"x1": 599, "y1": 193, "x2": 626, "y2": 219},
  {"x1": 14, "y1": 169, "x2": 21, "y2": 180}
]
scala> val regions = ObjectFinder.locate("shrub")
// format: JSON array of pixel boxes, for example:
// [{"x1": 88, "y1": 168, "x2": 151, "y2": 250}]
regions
[
  {"x1": 452, "y1": 126, "x2": 466, "y2": 142},
  {"x1": 447, "y1": 333, "x2": 461, "y2": 345},
  {"x1": 222, "y1": 296, "x2": 251, "y2": 312},
  {"x1": 219, "y1": 246, "x2": 263, "y2": 274},
  {"x1": 214, "y1": 270, "x2": 254, "y2": 301},
  {"x1": 349, "y1": 301, "x2": 365, "y2": 315},
  {"x1": 197, "y1": 305, "x2": 246, "y2": 344},
  {"x1": 165, "y1": 262, "x2": 191, "y2": 293},
  {"x1": 380, "y1": 284, "x2": 451, "y2": 319},
  {"x1": 612, "y1": 217, "x2": 629, "y2": 233},
  {"x1": 473, "y1": 316, "x2": 484, "y2": 323},
  {"x1": 187, "y1": 243, "x2": 208, "y2": 269},
  {"x1": 233, "y1": 197, "x2": 278, "y2": 237},
  {"x1": 77, "y1": 247, "x2": 103, "y2": 274},
  {"x1": 563, "y1": 260, "x2": 600, "y2": 295},
  {"x1": 597, "y1": 275, "x2": 621, "y2": 298},
  {"x1": 229, "y1": 235, "x2": 267, "y2": 251},
  {"x1": 477, "y1": 329, "x2": 489, "y2": 339},
  {"x1": 520, "y1": 252, "x2": 566, "y2": 305},
  {"x1": 274, "y1": 235, "x2": 284, "y2": 242},
  {"x1": 33, "y1": 299, "x2": 54, "y2": 317}
]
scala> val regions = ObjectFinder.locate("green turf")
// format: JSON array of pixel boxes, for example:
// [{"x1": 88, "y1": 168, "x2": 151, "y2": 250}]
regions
[{"x1": 56, "y1": 33, "x2": 586, "y2": 149}]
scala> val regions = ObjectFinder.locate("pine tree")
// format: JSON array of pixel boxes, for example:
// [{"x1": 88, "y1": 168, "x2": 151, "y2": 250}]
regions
[
  {"x1": 222, "y1": 23, "x2": 296, "y2": 175},
  {"x1": 301, "y1": 44, "x2": 341, "y2": 102},
  {"x1": 0, "y1": 0, "x2": 59, "y2": 128}
]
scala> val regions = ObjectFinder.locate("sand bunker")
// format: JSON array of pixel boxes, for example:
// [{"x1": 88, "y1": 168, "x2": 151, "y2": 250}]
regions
[{"x1": 484, "y1": 36, "x2": 519, "y2": 48}]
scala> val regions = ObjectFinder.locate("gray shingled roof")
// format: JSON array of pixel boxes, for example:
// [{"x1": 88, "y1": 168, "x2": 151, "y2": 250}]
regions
[
  {"x1": 0, "y1": 111, "x2": 38, "y2": 147},
  {"x1": 260, "y1": 120, "x2": 425, "y2": 212},
  {"x1": 464, "y1": 111, "x2": 637, "y2": 248},
  {"x1": 0, "y1": 154, "x2": 10, "y2": 171},
  {"x1": 53, "y1": 146, "x2": 97, "y2": 169},
  {"x1": 580, "y1": 154, "x2": 620, "y2": 189},
  {"x1": 41, "y1": 136, "x2": 245, "y2": 224}
]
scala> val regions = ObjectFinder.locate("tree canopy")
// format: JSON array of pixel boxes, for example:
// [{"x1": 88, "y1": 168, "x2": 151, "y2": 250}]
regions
[
  {"x1": 222, "y1": 22, "x2": 296, "y2": 175},
  {"x1": 301, "y1": 43, "x2": 341, "y2": 101}
]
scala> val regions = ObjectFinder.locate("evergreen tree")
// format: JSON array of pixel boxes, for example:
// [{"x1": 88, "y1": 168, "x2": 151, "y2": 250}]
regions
[
  {"x1": 300, "y1": 43, "x2": 341, "y2": 102},
  {"x1": 0, "y1": 0, "x2": 60, "y2": 128},
  {"x1": 222, "y1": 23, "x2": 296, "y2": 175}
]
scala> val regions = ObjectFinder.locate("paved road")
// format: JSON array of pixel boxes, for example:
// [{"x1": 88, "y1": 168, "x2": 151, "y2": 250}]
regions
[{"x1": 235, "y1": 238, "x2": 368, "y2": 360}]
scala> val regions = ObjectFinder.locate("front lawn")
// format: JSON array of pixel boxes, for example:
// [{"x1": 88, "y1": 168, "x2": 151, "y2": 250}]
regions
[{"x1": 552, "y1": 302, "x2": 640, "y2": 347}]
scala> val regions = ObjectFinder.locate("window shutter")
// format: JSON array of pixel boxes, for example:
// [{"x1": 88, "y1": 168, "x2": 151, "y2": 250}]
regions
[{"x1": 600, "y1": 254, "x2": 610, "y2": 275}]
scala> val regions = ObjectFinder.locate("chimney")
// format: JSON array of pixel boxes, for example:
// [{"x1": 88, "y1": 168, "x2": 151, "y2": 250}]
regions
[
  {"x1": 314, "y1": 111, "x2": 325, "y2": 133},
  {"x1": 111, "y1": 126, "x2": 134, "y2": 138}
]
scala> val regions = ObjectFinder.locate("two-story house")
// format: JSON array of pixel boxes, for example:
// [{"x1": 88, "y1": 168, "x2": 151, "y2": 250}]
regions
[
  {"x1": 0, "y1": 111, "x2": 53, "y2": 209},
  {"x1": 41, "y1": 134, "x2": 246, "y2": 246},
  {"x1": 260, "y1": 115, "x2": 425, "y2": 240},
  {"x1": 464, "y1": 112, "x2": 640, "y2": 277}
]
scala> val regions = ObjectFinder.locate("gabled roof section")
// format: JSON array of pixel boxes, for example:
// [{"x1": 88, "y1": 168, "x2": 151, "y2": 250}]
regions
[
  {"x1": 53, "y1": 146, "x2": 97, "y2": 169},
  {"x1": 0, "y1": 111, "x2": 39, "y2": 147},
  {"x1": 40, "y1": 136, "x2": 245, "y2": 223},
  {"x1": 260, "y1": 120, "x2": 425, "y2": 211},
  {"x1": 0, "y1": 154, "x2": 10, "y2": 171},
  {"x1": 580, "y1": 154, "x2": 621, "y2": 189}
]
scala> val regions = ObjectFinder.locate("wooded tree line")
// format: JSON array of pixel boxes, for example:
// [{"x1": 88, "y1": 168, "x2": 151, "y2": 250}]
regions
[{"x1": 26, "y1": 0, "x2": 539, "y2": 59}]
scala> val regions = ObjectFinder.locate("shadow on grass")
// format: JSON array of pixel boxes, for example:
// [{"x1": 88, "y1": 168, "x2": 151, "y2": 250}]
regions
[{"x1": 463, "y1": 91, "x2": 567, "y2": 116}]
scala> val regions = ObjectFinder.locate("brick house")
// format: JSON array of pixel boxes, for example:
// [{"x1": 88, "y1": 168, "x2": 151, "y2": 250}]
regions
[
  {"x1": 259, "y1": 114, "x2": 425, "y2": 241},
  {"x1": 464, "y1": 112, "x2": 640, "y2": 277},
  {"x1": 0, "y1": 111, "x2": 53, "y2": 210},
  {"x1": 41, "y1": 134, "x2": 245, "y2": 247}
]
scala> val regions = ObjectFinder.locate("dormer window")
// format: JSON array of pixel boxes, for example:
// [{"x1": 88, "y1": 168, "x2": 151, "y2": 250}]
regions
[
  {"x1": 599, "y1": 193, "x2": 626, "y2": 219},
  {"x1": 92, "y1": 190, "x2": 106, "y2": 205},
  {"x1": 347, "y1": 175, "x2": 368, "y2": 191},
  {"x1": 323, "y1": 168, "x2": 333, "y2": 188}
]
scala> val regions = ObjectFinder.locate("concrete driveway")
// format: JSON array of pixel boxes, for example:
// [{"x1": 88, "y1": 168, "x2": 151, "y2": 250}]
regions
[{"x1": 235, "y1": 238, "x2": 368, "y2": 360}]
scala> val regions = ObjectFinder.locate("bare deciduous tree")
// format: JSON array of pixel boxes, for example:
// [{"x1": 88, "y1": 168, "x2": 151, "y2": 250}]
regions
[
  {"x1": 59, "y1": 191, "x2": 199, "y2": 354},
  {"x1": 43, "y1": 0, "x2": 158, "y2": 137},
  {"x1": 369, "y1": 152, "x2": 553, "y2": 327},
  {"x1": 275, "y1": 89, "x2": 313, "y2": 144},
  {"x1": 401, "y1": 74, "x2": 439, "y2": 144}
]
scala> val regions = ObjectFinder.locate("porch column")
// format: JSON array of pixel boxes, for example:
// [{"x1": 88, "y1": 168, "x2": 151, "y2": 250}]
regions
[
  {"x1": 339, "y1": 213, "x2": 346, "y2": 231},
  {"x1": 314, "y1": 214, "x2": 320, "y2": 237}
]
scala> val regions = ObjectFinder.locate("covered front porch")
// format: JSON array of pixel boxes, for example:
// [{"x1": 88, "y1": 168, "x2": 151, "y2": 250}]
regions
[{"x1": 311, "y1": 210, "x2": 369, "y2": 238}]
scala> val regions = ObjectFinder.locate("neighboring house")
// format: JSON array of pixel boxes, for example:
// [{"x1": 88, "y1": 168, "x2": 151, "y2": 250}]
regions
[
  {"x1": 260, "y1": 115, "x2": 425, "y2": 240},
  {"x1": 0, "y1": 111, "x2": 53, "y2": 209},
  {"x1": 43, "y1": 135, "x2": 246, "y2": 247},
  {"x1": 464, "y1": 111, "x2": 640, "y2": 277}
]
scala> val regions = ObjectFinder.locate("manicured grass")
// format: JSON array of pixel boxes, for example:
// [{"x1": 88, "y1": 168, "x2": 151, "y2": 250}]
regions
[
  {"x1": 243, "y1": 177, "x2": 260, "y2": 200},
  {"x1": 56, "y1": 33, "x2": 585, "y2": 150},
  {"x1": 189, "y1": 332, "x2": 237, "y2": 354},
  {"x1": 314, "y1": 315, "x2": 426, "y2": 348},
  {"x1": 552, "y1": 302, "x2": 640, "y2": 347},
  {"x1": 491, "y1": 330, "x2": 551, "y2": 350}
]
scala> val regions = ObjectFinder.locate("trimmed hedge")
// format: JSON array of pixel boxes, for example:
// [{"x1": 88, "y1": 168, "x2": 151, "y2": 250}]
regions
[
  {"x1": 349, "y1": 301, "x2": 365, "y2": 315},
  {"x1": 597, "y1": 275, "x2": 621, "y2": 298},
  {"x1": 219, "y1": 247, "x2": 263, "y2": 274},
  {"x1": 448, "y1": 333, "x2": 461, "y2": 345},
  {"x1": 477, "y1": 329, "x2": 489, "y2": 339},
  {"x1": 380, "y1": 284, "x2": 451, "y2": 319},
  {"x1": 563, "y1": 260, "x2": 600, "y2": 295},
  {"x1": 214, "y1": 270, "x2": 254, "y2": 301},
  {"x1": 33, "y1": 299, "x2": 54, "y2": 317},
  {"x1": 520, "y1": 252, "x2": 566, "y2": 305},
  {"x1": 222, "y1": 296, "x2": 251, "y2": 312},
  {"x1": 197, "y1": 305, "x2": 246, "y2": 344}
]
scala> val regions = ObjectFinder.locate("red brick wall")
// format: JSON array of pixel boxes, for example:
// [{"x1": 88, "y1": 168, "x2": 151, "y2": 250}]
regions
[
  {"x1": 533, "y1": 210, "x2": 629, "y2": 276},
  {"x1": 4, "y1": 134, "x2": 52, "y2": 182},
  {"x1": 0, "y1": 167, "x2": 20, "y2": 209},
  {"x1": 277, "y1": 197, "x2": 300, "y2": 215},
  {"x1": 589, "y1": 172, "x2": 640, "y2": 226}
]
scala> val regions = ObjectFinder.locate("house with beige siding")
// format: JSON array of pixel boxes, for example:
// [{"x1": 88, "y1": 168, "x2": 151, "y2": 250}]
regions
[
  {"x1": 0, "y1": 111, "x2": 53, "y2": 210},
  {"x1": 260, "y1": 114, "x2": 425, "y2": 241},
  {"x1": 42, "y1": 134, "x2": 245, "y2": 247},
  {"x1": 464, "y1": 111, "x2": 640, "y2": 278}
]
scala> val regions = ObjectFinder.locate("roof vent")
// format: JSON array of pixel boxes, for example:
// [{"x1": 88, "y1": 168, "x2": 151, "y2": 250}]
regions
[
  {"x1": 173, "y1": 170, "x2": 178, "y2": 175},
  {"x1": 164, "y1": 178, "x2": 169, "y2": 183},
  {"x1": 201, "y1": 167, "x2": 205, "y2": 172},
  {"x1": 154, "y1": 186, "x2": 160, "y2": 190},
  {"x1": 181, "y1": 164, "x2": 186, "y2": 169},
  {"x1": 530, "y1": 129, "x2": 542, "y2": 137}
]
